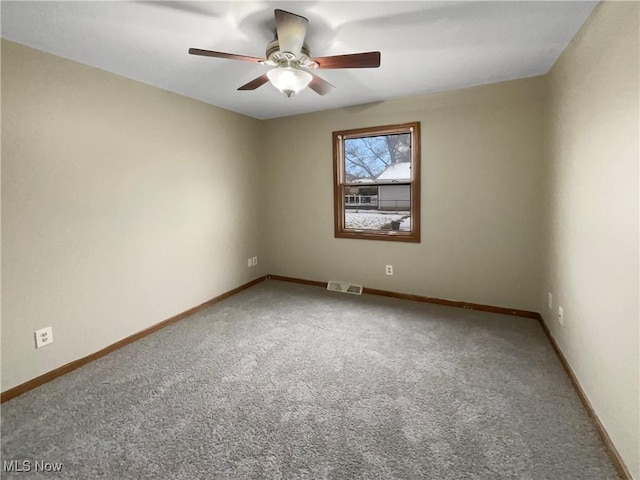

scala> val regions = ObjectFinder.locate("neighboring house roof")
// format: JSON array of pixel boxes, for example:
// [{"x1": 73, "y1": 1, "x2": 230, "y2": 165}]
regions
[{"x1": 376, "y1": 162, "x2": 411, "y2": 182}]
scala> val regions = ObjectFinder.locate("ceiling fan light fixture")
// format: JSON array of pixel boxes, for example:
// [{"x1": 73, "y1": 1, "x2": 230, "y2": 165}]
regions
[{"x1": 267, "y1": 66, "x2": 312, "y2": 98}]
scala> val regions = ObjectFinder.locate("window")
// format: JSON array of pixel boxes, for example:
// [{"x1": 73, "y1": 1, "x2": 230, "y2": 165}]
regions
[{"x1": 333, "y1": 122, "x2": 421, "y2": 242}]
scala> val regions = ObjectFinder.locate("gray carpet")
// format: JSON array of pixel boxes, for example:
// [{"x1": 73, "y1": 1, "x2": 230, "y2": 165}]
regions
[{"x1": 1, "y1": 279, "x2": 617, "y2": 479}]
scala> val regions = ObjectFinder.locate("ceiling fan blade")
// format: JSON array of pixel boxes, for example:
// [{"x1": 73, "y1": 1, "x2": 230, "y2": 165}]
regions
[
  {"x1": 274, "y1": 9, "x2": 308, "y2": 57},
  {"x1": 308, "y1": 73, "x2": 335, "y2": 96},
  {"x1": 188, "y1": 48, "x2": 265, "y2": 63},
  {"x1": 313, "y1": 52, "x2": 381, "y2": 69},
  {"x1": 238, "y1": 74, "x2": 270, "y2": 91}
]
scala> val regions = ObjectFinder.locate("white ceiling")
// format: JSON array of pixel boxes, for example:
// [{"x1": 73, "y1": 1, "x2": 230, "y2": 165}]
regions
[{"x1": 1, "y1": 1, "x2": 597, "y2": 119}]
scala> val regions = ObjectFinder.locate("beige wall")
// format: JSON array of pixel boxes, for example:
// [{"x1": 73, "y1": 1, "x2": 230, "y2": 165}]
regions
[
  {"x1": 1, "y1": 41, "x2": 265, "y2": 391},
  {"x1": 262, "y1": 77, "x2": 546, "y2": 312},
  {"x1": 543, "y1": 2, "x2": 639, "y2": 477}
]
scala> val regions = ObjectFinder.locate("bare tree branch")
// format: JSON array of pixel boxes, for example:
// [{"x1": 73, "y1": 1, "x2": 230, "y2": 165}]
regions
[{"x1": 344, "y1": 137, "x2": 392, "y2": 180}]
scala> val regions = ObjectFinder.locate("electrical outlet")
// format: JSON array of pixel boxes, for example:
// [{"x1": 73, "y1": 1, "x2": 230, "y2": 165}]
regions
[
  {"x1": 558, "y1": 306, "x2": 564, "y2": 326},
  {"x1": 35, "y1": 326, "x2": 53, "y2": 349},
  {"x1": 548, "y1": 292, "x2": 553, "y2": 309},
  {"x1": 385, "y1": 265, "x2": 393, "y2": 276},
  {"x1": 252, "y1": 256, "x2": 258, "y2": 266},
  {"x1": 247, "y1": 258, "x2": 253, "y2": 268}
]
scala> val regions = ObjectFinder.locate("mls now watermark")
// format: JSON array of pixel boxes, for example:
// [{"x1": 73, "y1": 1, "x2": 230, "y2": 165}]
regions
[{"x1": 3, "y1": 460, "x2": 64, "y2": 474}]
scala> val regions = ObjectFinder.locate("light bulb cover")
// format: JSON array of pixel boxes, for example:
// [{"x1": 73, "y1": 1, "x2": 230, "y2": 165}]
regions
[{"x1": 267, "y1": 67, "x2": 312, "y2": 97}]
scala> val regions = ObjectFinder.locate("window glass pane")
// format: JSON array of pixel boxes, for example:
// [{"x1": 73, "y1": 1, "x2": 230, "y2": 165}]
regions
[
  {"x1": 344, "y1": 185, "x2": 412, "y2": 231},
  {"x1": 343, "y1": 132, "x2": 412, "y2": 232},
  {"x1": 344, "y1": 133, "x2": 411, "y2": 183}
]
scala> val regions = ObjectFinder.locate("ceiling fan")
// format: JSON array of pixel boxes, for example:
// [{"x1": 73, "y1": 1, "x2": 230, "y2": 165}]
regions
[{"x1": 189, "y1": 9, "x2": 381, "y2": 98}]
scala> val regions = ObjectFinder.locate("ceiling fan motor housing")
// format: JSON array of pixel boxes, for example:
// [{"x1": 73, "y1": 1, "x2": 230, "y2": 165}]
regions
[{"x1": 265, "y1": 39, "x2": 318, "y2": 69}]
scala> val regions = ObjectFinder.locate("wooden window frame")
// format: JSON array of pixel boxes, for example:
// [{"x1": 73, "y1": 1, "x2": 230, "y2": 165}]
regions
[{"x1": 333, "y1": 122, "x2": 421, "y2": 243}]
